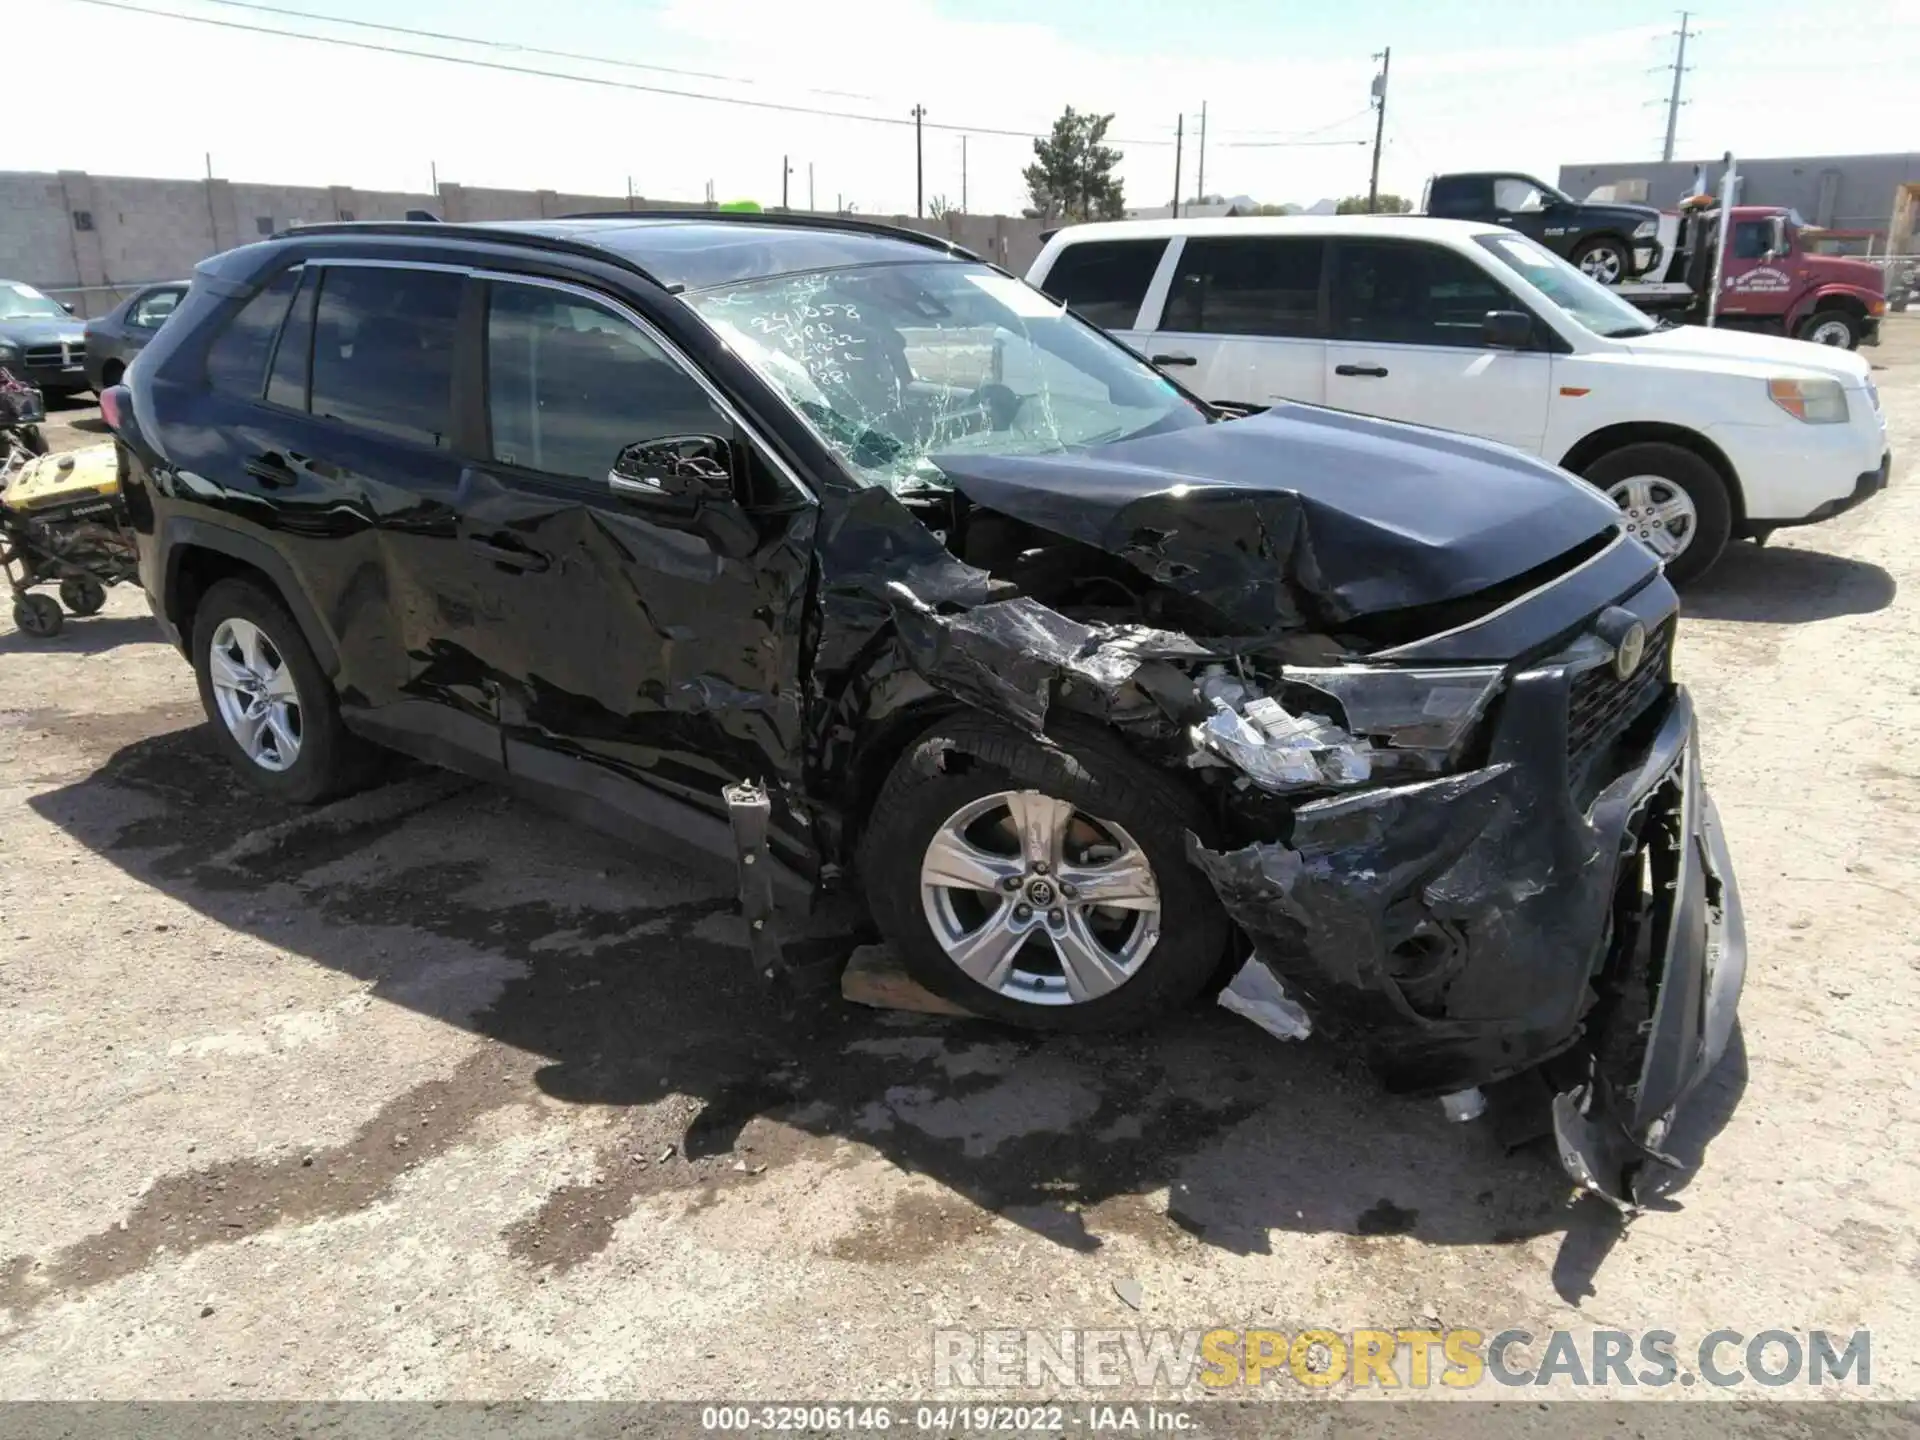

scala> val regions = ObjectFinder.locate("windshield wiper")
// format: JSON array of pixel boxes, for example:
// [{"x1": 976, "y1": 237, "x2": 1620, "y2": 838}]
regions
[{"x1": 1600, "y1": 323, "x2": 1657, "y2": 338}]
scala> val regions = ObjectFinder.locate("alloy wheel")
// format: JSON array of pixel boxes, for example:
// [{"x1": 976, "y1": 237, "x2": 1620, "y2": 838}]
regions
[
  {"x1": 208, "y1": 616, "x2": 303, "y2": 772},
  {"x1": 1579, "y1": 247, "x2": 1625, "y2": 285},
  {"x1": 919, "y1": 789, "x2": 1161, "y2": 1006},
  {"x1": 1607, "y1": 474, "x2": 1698, "y2": 562}
]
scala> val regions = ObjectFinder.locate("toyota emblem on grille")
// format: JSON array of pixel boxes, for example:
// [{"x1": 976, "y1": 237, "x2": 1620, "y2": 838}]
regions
[{"x1": 1593, "y1": 607, "x2": 1647, "y2": 681}]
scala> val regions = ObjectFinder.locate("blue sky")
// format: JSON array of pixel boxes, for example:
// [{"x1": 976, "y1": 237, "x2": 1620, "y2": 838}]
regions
[{"x1": 17, "y1": 0, "x2": 1920, "y2": 216}]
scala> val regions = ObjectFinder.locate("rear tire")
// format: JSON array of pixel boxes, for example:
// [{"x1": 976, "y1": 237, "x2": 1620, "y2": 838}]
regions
[
  {"x1": 190, "y1": 577, "x2": 375, "y2": 804},
  {"x1": 1584, "y1": 442, "x2": 1733, "y2": 587},
  {"x1": 1795, "y1": 310, "x2": 1860, "y2": 348},
  {"x1": 859, "y1": 715, "x2": 1231, "y2": 1032}
]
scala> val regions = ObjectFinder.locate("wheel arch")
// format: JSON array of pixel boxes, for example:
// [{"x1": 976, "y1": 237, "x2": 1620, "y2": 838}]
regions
[
  {"x1": 1574, "y1": 229, "x2": 1635, "y2": 259},
  {"x1": 1789, "y1": 289, "x2": 1870, "y2": 331},
  {"x1": 161, "y1": 518, "x2": 340, "y2": 676},
  {"x1": 1559, "y1": 422, "x2": 1747, "y2": 533}
]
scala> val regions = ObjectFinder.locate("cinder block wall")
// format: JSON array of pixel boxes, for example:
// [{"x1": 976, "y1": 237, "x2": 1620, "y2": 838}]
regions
[{"x1": 1, "y1": 169, "x2": 1051, "y2": 316}]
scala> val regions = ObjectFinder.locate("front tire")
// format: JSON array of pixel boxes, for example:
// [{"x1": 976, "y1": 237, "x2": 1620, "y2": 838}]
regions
[
  {"x1": 1795, "y1": 310, "x2": 1860, "y2": 348},
  {"x1": 1572, "y1": 236, "x2": 1631, "y2": 287},
  {"x1": 1584, "y1": 442, "x2": 1733, "y2": 586},
  {"x1": 859, "y1": 715, "x2": 1231, "y2": 1032},
  {"x1": 191, "y1": 577, "x2": 373, "y2": 803}
]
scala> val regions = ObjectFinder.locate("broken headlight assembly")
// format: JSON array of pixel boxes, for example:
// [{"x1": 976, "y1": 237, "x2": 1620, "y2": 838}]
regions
[{"x1": 1189, "y1": 662, "x2": 1505, "y2": 793}]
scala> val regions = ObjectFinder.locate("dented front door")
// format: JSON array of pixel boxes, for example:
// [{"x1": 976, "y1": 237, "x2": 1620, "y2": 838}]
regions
[{"x1": 457, "y1": 275, "x2": 817, "y2": 852}]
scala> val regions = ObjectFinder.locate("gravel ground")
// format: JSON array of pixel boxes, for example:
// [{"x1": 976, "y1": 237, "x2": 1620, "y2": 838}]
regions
[{"x1": 0, "y1": 326, "x2": 1915, "y2": 1402}]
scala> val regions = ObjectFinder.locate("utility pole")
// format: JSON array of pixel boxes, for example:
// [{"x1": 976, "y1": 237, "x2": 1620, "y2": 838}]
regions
[
  {"x1": 808, "y1": 162, "x2": 815, "y2": 212},
  {"x1": 1172, "y1": 114, "x2": 1185, "y2": 219},
  {"x1": 1661, "y1": 11, "x2": 1694, "y2": 163},
  {"x1": 782, "y1": 155, "x2": 791, "y2": 210},
  {"x1": 1368, "y1": 47, "x2": 1390, "y2": 213},
  {"x1": 429, "y1": 159, "x2": 437, "y2": 197},
  {"x1": 912, "y1": 105, "x2": 927, "y2": 217},
  {"x1": 961, "y1": 135, "x2": 968, "y2": 214},
  {"x1": 1196, "y1": 101, "x2": 1208, "y2": 204}
]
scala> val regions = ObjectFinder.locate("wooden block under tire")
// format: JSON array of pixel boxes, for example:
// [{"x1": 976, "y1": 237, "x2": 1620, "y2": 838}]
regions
[{"x1": 841, "y1": 942, "x2": 978, "y2": 1018}]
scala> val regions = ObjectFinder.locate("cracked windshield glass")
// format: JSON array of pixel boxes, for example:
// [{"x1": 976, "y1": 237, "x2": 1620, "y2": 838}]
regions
[{"x1": 688, "y1": 262, "x2": 1206, "y2": 491}]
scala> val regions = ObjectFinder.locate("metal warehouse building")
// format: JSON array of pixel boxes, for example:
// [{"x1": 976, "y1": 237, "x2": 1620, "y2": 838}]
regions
[{"x1": 1557, "y1": 152, "x2": 1920, "y2": 253}]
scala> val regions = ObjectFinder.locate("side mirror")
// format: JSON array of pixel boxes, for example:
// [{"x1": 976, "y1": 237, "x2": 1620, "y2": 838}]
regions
[
  {"x1": 608, "y1": 434, "x2": 737, "y2": 506},
  {"x1": 1481, "y1": 310, "x2": 1534, "y2": 349}
]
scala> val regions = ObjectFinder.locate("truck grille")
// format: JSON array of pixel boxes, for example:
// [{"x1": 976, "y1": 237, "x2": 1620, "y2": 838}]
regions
[
  {"x1": 1567, "y1": 619, "x2": 1674, "y2": 801},
  {"x1": 23, "y1": 344, "x2": 80, "y2": 370}
]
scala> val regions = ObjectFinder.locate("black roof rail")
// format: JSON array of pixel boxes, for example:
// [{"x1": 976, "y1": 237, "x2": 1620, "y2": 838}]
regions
[
  {"x1": 555, "y1": 206, "x2": 982, "y2": 261},
  {"x1": 263, "y1": 219, "x2": 670, "y2": 290}
]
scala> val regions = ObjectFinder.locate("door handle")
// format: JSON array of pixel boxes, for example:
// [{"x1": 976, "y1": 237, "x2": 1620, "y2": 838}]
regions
[
  {"x1": 464, "y1": 534, "x2": 550, "y2": 573},
  {"x1": 1150, "y1": 352, "x2": 1198, "y2": 367},
  {"x1": 244, "y1": 452, "x2": 296, "y2": 487},
  {"x1": 1334, "y1": 364, "x2": 1390, "y2": 378}
]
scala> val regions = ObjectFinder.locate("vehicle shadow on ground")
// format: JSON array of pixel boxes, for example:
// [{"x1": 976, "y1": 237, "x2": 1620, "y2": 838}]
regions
[
  {"x1": 22, "y1": 723, "x2": 1746, "y2": 1290},
  {"x1": 0, "y1": 614, "x2": 158, "y2": 656},
  {"x1": 1684, "y1": 542, "x2": 1895, "y2": 623}
]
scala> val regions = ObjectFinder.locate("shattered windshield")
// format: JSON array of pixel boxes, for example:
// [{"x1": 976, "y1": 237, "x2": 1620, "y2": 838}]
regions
[{"x1": 686, "y1": 261, "x2": 1207, "y2": 491}]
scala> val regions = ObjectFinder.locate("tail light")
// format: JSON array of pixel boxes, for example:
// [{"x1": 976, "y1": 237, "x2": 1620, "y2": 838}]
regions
[{"x1": 100, "y1": 383, "x2": 130, "y2": 433}]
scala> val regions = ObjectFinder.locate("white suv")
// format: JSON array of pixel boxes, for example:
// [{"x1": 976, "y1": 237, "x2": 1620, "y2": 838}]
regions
[{"x1": 1028, "y1": 216, "x2": 1891, "y2": 583}]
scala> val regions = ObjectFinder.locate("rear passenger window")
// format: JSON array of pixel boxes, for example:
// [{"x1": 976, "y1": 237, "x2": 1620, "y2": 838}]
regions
[
  {"x1": 309, "y1": 266, "x2": 463, "y2": 447},
  {"x1": 1331, "y1": 240, "x2": 1518, "y2": 348},
  {"x1": 1162, "y1": 237, "x2": 1324, "y2": 338},
  {"x1": 1037, "y1": 240, "x2": 1164, "y2": 328},
  {"x1": 486, "y1": 283, "x2": 726, "y2": 481},
  {"x1": 205, "y1": 268, "x2": 301, "y2": 398}
]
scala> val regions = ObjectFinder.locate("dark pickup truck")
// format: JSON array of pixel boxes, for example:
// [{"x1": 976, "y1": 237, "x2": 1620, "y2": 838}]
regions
[{"x1": 1423, "y1": 171, "x2": 1664, "y2": 286}]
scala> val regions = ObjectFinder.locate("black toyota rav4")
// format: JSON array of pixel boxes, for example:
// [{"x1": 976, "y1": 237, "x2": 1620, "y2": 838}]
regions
[{"x1": 106, "y1": 213, "x2": 1743, "y2": 1204}]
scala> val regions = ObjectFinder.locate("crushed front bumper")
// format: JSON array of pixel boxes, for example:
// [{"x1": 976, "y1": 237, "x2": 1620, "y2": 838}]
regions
[
  {"x1": 1550, "y1": 687, "x2": 1745, "y2": 1206},
  {"x1": 1191, "y1": 643, "x2": 1745, "y2": 1206}
]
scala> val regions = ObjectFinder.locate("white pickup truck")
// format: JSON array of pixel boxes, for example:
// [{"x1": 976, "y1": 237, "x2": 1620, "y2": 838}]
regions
[{"x1": 1028, "y1": 216, "x2": 1890, "y2": 582}]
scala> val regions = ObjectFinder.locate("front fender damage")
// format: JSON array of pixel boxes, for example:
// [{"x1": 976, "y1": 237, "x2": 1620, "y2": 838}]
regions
[{"x1": 773, "y1": 482, "x2": 1740, "y2": 1209}]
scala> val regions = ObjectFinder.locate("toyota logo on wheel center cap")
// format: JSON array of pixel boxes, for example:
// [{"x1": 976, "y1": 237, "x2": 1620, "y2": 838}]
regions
[{"x1": 1026, "y1": 879, "x2": 1056, "y2": 907}]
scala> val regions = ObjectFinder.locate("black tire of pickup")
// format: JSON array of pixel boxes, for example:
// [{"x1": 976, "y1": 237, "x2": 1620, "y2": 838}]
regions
[
  {"x1": 859, "y1": 715, "x2": 1231, "y2": 1032},
  {"x1": 1795, "y1": 310, "x2": 1861, "y2": 349},
  {"x1": 1583, "y1": 442, "x2": 1733, "y2": 587}
]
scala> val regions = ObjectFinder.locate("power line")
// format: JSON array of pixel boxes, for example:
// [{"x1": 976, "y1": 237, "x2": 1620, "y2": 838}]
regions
[
  {"x1": 186, "y1": 0, "x2": 880, "y2": 101},
  {"x1": 59, "y1": 0, "x2": 1192, "y2": 147}
]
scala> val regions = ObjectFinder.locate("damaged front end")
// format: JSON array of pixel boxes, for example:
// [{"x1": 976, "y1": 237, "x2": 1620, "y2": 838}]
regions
[
  {"x1": 1182, "y1": 593, "x2": 1745, "y2": 1210},
  {"x1": 774, "y1": 373, "x2": 1743, "y2": 1208},
  {"x1": 840, "y1": 499, "x2": 1743, "y2": 1207}
]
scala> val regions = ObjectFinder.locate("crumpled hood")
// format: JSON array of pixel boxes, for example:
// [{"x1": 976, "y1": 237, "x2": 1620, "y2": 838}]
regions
[{"x1": 934, "y1": 404, "x2": 1623, "y2": 630}]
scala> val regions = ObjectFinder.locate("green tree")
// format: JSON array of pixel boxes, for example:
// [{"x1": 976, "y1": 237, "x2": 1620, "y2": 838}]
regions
[
  {"x1": 1023, "y1": 107, "x2": 1126, "y2": 223},
  {"x1": 1336, "y1": 193, "x2": 1414, "y2": 215}
]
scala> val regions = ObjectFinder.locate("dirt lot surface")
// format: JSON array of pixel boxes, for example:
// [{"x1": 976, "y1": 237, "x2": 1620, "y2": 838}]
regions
[{"x1": 1, "y1": 332, "x2": 1916, "y2": 1403}]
